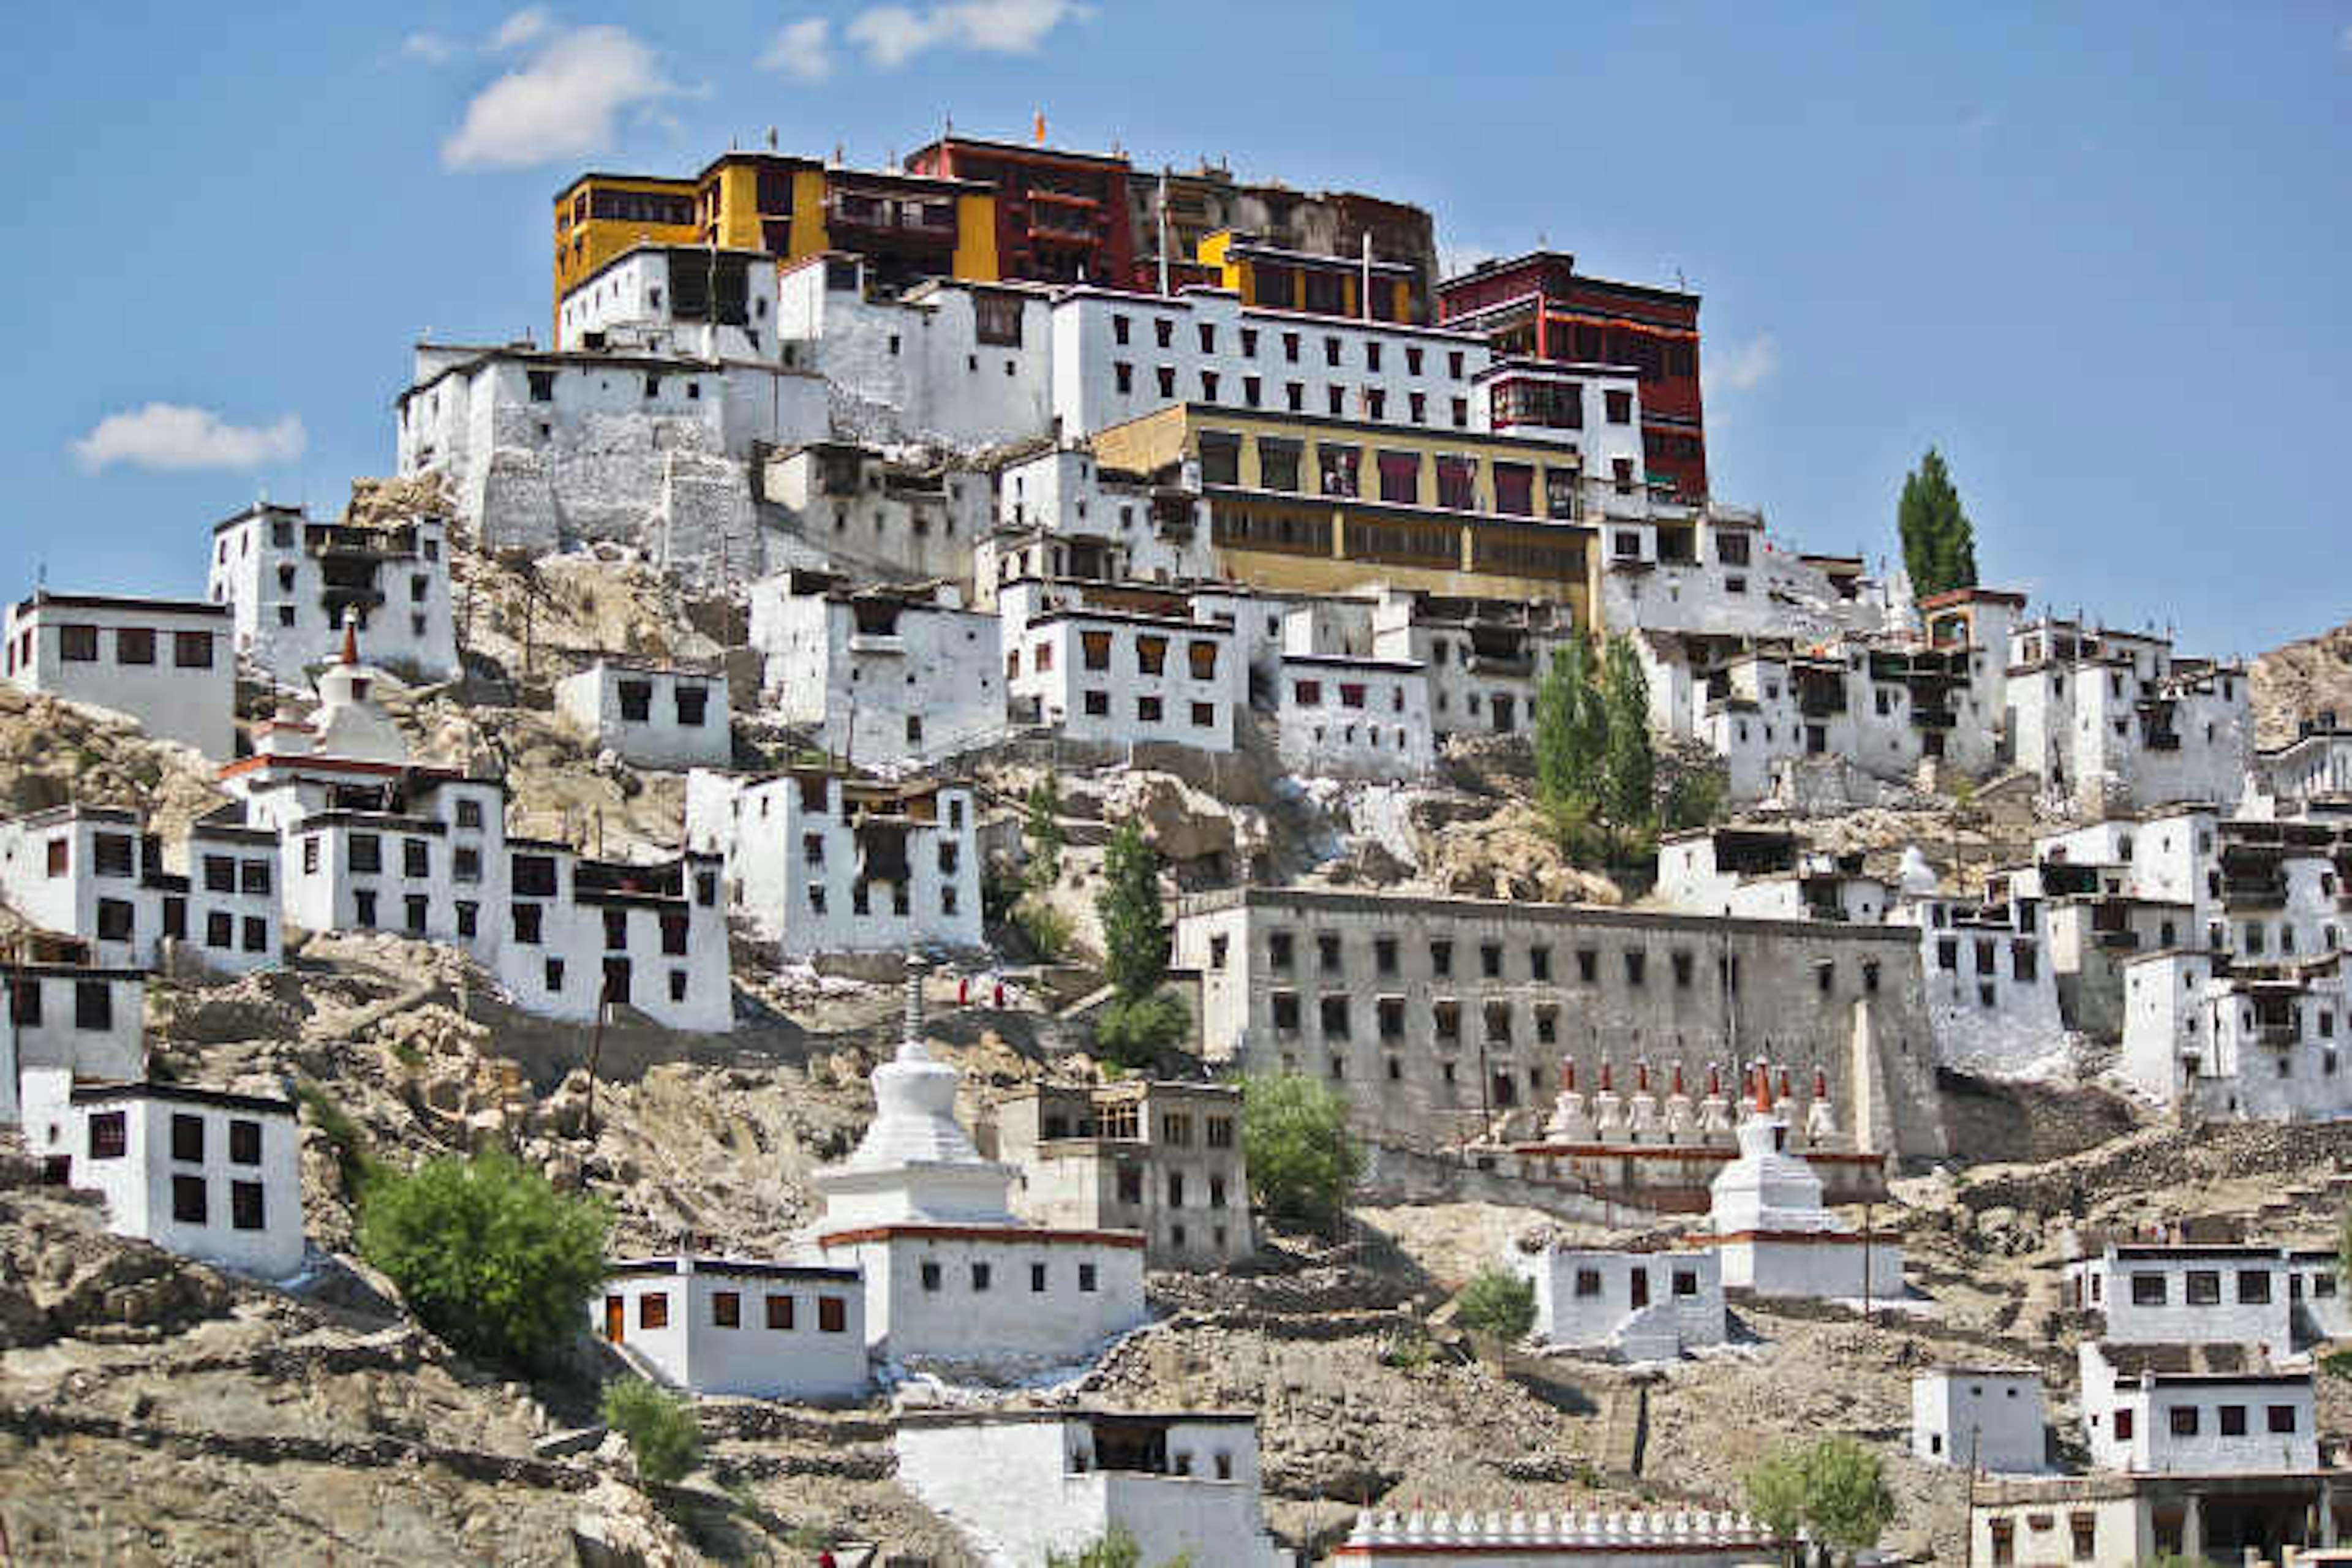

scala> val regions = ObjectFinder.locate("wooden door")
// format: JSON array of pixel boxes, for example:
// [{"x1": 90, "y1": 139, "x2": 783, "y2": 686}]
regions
[{"x1": 604, "y1": 1295, "x2": 625, "y2": 1343}]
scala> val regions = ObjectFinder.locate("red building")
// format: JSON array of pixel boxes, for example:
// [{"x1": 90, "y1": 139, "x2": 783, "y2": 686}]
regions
[
  {"x1": 1436, "y1": 251, "x2": 1708, "y2": 500},
  {"x1": 907, "y1": 134, "x2": 1137, "y2": 288}
]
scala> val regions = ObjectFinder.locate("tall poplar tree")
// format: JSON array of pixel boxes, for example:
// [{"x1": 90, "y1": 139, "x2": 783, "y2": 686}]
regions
[{"x1": 1897, "y1": 447, "x2": 1978, "y2": 598}]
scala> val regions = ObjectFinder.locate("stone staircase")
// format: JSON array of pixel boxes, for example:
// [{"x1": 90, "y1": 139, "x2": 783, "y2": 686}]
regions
[{"x1": 1598, "y1": 1383, "x2": 1648, "y2": 1477}]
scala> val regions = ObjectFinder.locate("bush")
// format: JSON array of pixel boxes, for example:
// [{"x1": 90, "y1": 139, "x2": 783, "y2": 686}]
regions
[
  {"x1": 600, "y1": 1378, "x2": 702, "y2": 1485},
  {"x1": 358, "y1": 1151, "x2": 610, "y2": 1370},
  {"x1": 1096, "y1": 822, "x2": 1169, "y2": 1001},
  {"x1": 1743, "y1": 1434, "x2": 1896, "y2": 1566},
  {"x1": 1046, "y1": 1527, "x2": 1193, "y2": 1568},
  {"x1": 1242, "y1": 1072, "x2": 1363, "y2": 1230},
  {"x1": 295, "y1": 1080, "x2": 381, "y2": 1196},
  {"x1": 1093, "y1": 991, "x2": 1191, "y2": 1068},
  {"x1": 1012, "y1": 897, "x2": 1072, "y2": 962},
  {"x1": 1453, "y1": 1267, "x2": 1536, "y2": 1341}
]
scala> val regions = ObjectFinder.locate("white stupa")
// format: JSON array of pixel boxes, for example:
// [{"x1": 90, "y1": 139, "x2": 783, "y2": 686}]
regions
[
  {"x1": 251, "y1": 609, "x2": 410, "y2": 766},
  {"x1": 1692, "y1": 1070, "x2": 1904, "y2": 1301}
]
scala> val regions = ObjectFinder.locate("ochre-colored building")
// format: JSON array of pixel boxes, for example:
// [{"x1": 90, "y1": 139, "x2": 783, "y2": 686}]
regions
[
  {"x1": 552, "y1": 173, "x2": 702, "y2": 330},
  {"x1": 1438, "y1": 251, "x2": 1708, "y2": 500},
  {"x1": 1196, "y1": 230, "x2": 1417, "y2": 325},
  {"x1": 906, "y1": 135, "x2": 1136, "y2": 288},
  {"x1": 1090, "y1": 402, "x2": 1597, "y2": 622}
]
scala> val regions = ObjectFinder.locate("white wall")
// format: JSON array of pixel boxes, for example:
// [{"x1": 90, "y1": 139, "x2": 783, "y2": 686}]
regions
[
  {"x1": 2, "y1": 595, "x2": 235, "y2": 760},
  {"x1": 1516, "y1": 1246, "x2": 1726, "y2": 1362},
  {"x1": 593, "y1": 1259, "x2": 868, "y2": 1400},
  {"x1": 206, "y1": 506, "x2": 457, "y2": 687},
  {"x1": 554, "y1": 662, "x2": 732, "y2": 771},
  {"x1": 2080, "y1": 1344, "x2": 2317, "y2": 1474},
  {"x1": 1009, "y1": 611, "x2": 1242, "y2": 753},
  {"x1": 2065, "y1": 1250, "x2": 2296, "y2": 1352},
  {"x1": 820, "y1": 1231, "x2": 1145, "y2": 1368},
  {"x1": 0, "y1": 808, "x2": 281, "y2": 976},
  {"x1": 1275, "y1": 656, "x2": 1434, "y2": 782},
  {"x1": 0, "y1": 969, "x2": 146, "y2": 1122},
  {"x1": 746, "y1": 580, "x2": 1005, "y2": 766},
  {"x1": 1912, "y1": 1371, "x2": 2046, "y2": 1472}
]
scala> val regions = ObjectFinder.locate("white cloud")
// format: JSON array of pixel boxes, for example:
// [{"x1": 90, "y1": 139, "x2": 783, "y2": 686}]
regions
[
  {"x1": 762, "y1": 17, "x2": 836, "y2": 81},
  {"x1": 441, "y1": 24, "x2": 676, "y2": 172},
  {"x1": 1702, "y1": 333, "x2": 1779, "y2": 398},
  {"x1": 401, "y1": 31, "x2": 460, "y2": 64},
  {"x1": 845, "y1": 0, "x2": 1084, "y2": 69},
  {"x1": 491, "y1": 7, "x2": 554, "y2": 50},
  {"x1": 71, "y1": 405, "x2": 306, "y2": 474}
]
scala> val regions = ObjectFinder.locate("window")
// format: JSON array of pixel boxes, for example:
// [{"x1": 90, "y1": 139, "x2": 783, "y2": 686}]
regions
[
  {"x1": 206, "y1": 911, "x2": 232, "y2": 949},
  {"x1": 545, "y1": 958, "x2": 565, "y2": 992},
  {"x1": 172, "y1": 1174, "x2": 208, "y2": 1225},
  {"x1": 2185, "y1": 1270, "x2": 2222, "y2": 1305},
  {"x1": 674, "y1": 686, "x2": 708, "y2": 727},
  {"x1": 96, "y1": 898, "x2": 134, "y2": 942},
  {"x1": 116, "y1": 627, "x2": 156, "y2": 665},
  {"x1": 1605, "y1": 388, "x2": 1632, "y2": 424},
  {"x1": 2238, "y1": 1268, "x2": 2273, "y2": 1304},
  {"x1": 818, "y1": 1295, "x2": 848, "y2": 1332},
  {"x1": 349, "y1": 833, "x2": 382, "y2": 874},
  {"x1": 2113, "y1": 1409, "x2": 2133, "y2": 1441},
  {"x1": 2269, "y1": 1404, "x2": 2298, "y2": 1433},
  {"x1": 1673, "y1": 1269, "x2": 1698, "y2": 1297},
  {"x1": 231, "y1": 1181, "x2": 265, "y2": 1231},
  {"x1": 1624, "y1": 951, "x2": 1646, "y2": 987},
  {"x1": 1575, "y1": 1268, "x2": 1604, "y2": 1298},
  {"x1": 59, "y1": 624, "x2": 99, "y2": 662},
  {"x1": 639, "y1": 1292, "x2": 668, "y2": 1330},
  {"x1": 1079, "y1": 1262, "x2": 1098, "y2": 1292},
  {"x1": 75, "y1": 981, "x2": 112, "y2": 1030},
  {"x1": 1316, "y1": 443, "x2": 1360, "y2": 497},
  {"x1": 766, "y1": 1294, "x2": 794, "y2": 1330},
  {"x1": 88, "y1": 1109, "x2": 126, "y2": 1159},
  {"x1": 920, "y1": 1261, "x2": 943, "y2": 1292},
  {"x1": 404, "y1": 839, "x2": 429, "y2": 878},
  {"x1": 2130, "y1": 1273, "x2": 2167, "y2": 1305},
  {"x1": 230, "y1": 1118, "x2": 262, "y2": 1165},
  {"x1": 1377, "y1": 450, "x2": 1420, "y2": 503},
  {"x1": 240, "y1": 859, "x2": 270, "y2": 895},
  {"x1": 2219, "y1": 1403, "x2": 2247, "y2": 1436},
  {"x1": 174, "y1": 631, "x2": 214, "y2": 668},
  {"x1": 710, "y1": 1289, "x2": 741, "y2": 1328},
  {"x1": 353, "y1": 890, "x2": 379, "y2": 928},
  {"x1": 2168, "y1": 1406, "x2": 2199, "y2": 1437}
]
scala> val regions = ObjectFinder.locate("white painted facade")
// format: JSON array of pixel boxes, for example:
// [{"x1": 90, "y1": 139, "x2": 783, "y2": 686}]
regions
[
  {"x1": 2065, "y1": 1244, "x2": 2330, "y2": 1354},
  {"x1": 19, "y1": 1071, "x2": 304, "y2": 1279},
  {"x1": 554, "y1": 659, "x2": 732, "y2": 771},
  {"x1": 2, "y1": 592, "x2": 235, "y2": 760},
  {"x1": 1331, "y1": 1507, "x2": 1780, "y2": 1567},
  {"x1": 0, "y1": 964, "x2": 147, "y2": 1124},
  {"x1": 2121, "y1": 952, "x2": 2352, "y2": 1121},
  {"x1": 895, "y1": 1411, "x2": 1289, "y2": 1568},
  {"x1": 592, "y1": 1257, "x2": 868, "y2": 1401},
  {"x1": 1008, "y1": 606, "x2": 1242, "y2": 753},
  {"x1": 1370, "y1": 592, "x2": 1576, "y2": 739},
  {"x1": 685, "y1": 769, "x2": 982, "y2": 956},
  {"x1": 1599, "y1": 504, "x2": 1896, "y2": 646},
  {"x1": 1694, "y1": 1112, "x2": 1904, "y2": 1300},
  {"x1": 2005, "y1": 619, "x2": 2251, "y2": 813},
  {"x1": 758, "y1": 444, "x2": 993, "y2": 588},
  {"x1": 2079, "y1": 1341, "x2": 2317, "y2": 1475},
  {"x1": 1912, "y1": 1368, "x2": 2047, "y2": 1472},
  {"x1": 976, "y1": 444, "x2": 1215, "y2": 602},
  {"x1": 2258, "y1": 729, "x2": 2352, "y2": 809},
  {"x1": 557, "y1": 245, "x2": 782, "y2": 363},
  {"x1": 206, "y1": 504, "x2": 457, "y2": 687},
  {"x1": 1893, "y1": 892, "x2": 2068, "y2": 1077},
  {"x1": 1275, "y1": 654, "x2": 1434, "y2": 781},
  {"x1": 0, "y1": 806, "x2": 281, "y2": 974},
  {"x1": 1511, "y1": 1245, "x2": 1726, "y2": 1362},
  {"x1": 745, "y1": 574, "x2": 1003, "y2": 767}
]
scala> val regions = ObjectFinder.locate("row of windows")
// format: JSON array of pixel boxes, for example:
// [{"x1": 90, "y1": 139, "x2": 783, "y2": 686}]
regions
[
  {"x1": 10, "y1": 979, "x2": 119, "y2": 1031},
  {"x1": 1109, "y1": 312, "x2": 1468, "y2": 380},
  {"x1": 920, "y1": 1259, "x2": 1099, "y2": 1294},
  {"x1": 2101, "y1": 1403, "x2": 2299, "y2": 1439},
  {"x1": 86, "y1": 1109, "x2": 266, "y2": 1166},
  {"x1": 88, "y1": 896, "x2": 268, "y2": 954},
  {"x1": 1241, "y1": 929, "x2": 1740, "y2": 990},
  {"x1": 1112, "y1": 363, "x2": 1469, "y2": 429},
  {"x1": 14, "y1": 625, "x2": 214, "y2": 674},
  {"x1": 798, "y1": 878, "x2": 960, "y2": 918},
  {"x1": 1194, "y1": 430, "x2": 1577, "y2": 520},
  {"x1": 615, "y1": 681, "x2": 713, "y2": 727},
  {"x1": 2115, "y1": 1267, "x2": 2334, "y2": 1306},
  {"x1": 1109, "y1": 1167, "x2": 1232, "y2": 1210},
  {"x1": 1290, "y1": 679, "x2": 1412, "y2": 714},
  {"x1": 622, "y1": 1288, "x2": 849, "y2": 1334}
]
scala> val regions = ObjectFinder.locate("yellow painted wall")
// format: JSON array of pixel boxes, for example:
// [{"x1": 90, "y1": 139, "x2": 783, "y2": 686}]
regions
[
  {"x1": 952, "y1": 192, "x2": 1000, "y2": 282},
  {"x1": 788, "y1": 168, "x2": 831, "y2": 260},
  {"x1": 552, "y1": 176, "x2": 700, "y2": 330}
]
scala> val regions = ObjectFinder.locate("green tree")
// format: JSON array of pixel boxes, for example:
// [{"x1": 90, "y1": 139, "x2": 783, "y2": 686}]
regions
[
  {"x1": 1241, "y1": 1072, "x2": 1363, "y2": 1230},
  {"x1": 600, "y1": 1378, "x2": 703, "y2": 1485},
  {"x1": 1800, "y1": 1435, "x2": 1897, "y2": 1564},
  {"x1": 358, "y1": 1152, "x2": 611, "y2": 1370},
  {"x1": 1534, "y1": 638, "x2": 1607, "y2": 819},
  {"x1": 1453, "y1": 1267, "x2": 1537, "y2": 1341},
  {"x1": 1742, "y1": 1447, "x2": 1810, "y2": 1566},
  {"x1": 1599, "y1": 635, "x2": 1656, "y2": 829},
  {"x1": 1045, "y1": 1526, "x2": 1194, "y2": 1568},
  {"x1": 1096, "y1": 821, "x2": 1168, "y2": 1001},
  {"x1": 1897, "y1": 447, "x2": 1978, "y2": 600},
  {"x1": 1093, "y1": 990, "x2": 1191, "y2": 1069},
  {"x1": 1025, "y1": 777, "x2": 1066, "y2": 894}
]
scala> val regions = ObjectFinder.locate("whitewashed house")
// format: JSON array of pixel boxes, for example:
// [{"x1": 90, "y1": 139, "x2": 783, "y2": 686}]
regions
[
  {"x1": 19, "y1": 1069, "x2": 304, "y2": 1279},
  {"x1": 0, "y1": 956, "x2": 147, "y2": 1124},
  {"x1": 557, "y1": 244, "x2": 782, "y2": 363},
  {"x1": 0, "y1": 805, "x2": 281, "y2": 974},
  {"x1": 1006, "y1": 600, "x2": 1242, "y2": 753},
  {"x1": 2, "y1": 590, "x2": 235, "y2": 760},
  {"x1": 1275, "y1": 652, "x2": 1434, "y2": 782},
  {"x1": 554, "y1": 658, "x2": 731, "y2": 771},
  {"x1": 2004, "y1": 617, "x2": 2250, "y2": 813},
  {"x1": 2079, "y1": 1340, "x2": 2316, "y2": 1475},
  {"x1": 2256, "y1": 723, "x2": 2352, "y2": 809},
  {"x1": 1912, "y1": 1366, "x2": 2047, "y2": 1472},
  {"x1": 1370, "y1": 591, "x2": 1577, "y2": 739},
  {"x1": 977, "y1": 443, "x2": 1215, "y2": 601},
  {"x1": 895, "y1": 1409, "x2": 1290, "y2": 1568},
  {"x1": 206, "y1": 503, "x2": 457, "y2": 687},
  {"x1": 592, "y1": 1256, "x2": 867, "y2": 1401},
  {"x1": 2063, "y1": 1242, "x2": 2324, "y2": 1355},
  {"x1": 756, "y1": 443, "x2": 994, "y2": 587},
  {"x1": 1511, "y1": 1245, "x2": 1726, "y2": 1361},
  {"x1": 809, "y1": 970, "x2": 1147, "y2": 1374},
  {"x1": 1330, "y1": 1507, "x2": 1780, "y2": 1567},
  {"x1": 685, "y1": 769, "x2": 981, "y2": 957},
  {"x1": 746, "y1": 572, "x2": 1003, "y2": 766}
]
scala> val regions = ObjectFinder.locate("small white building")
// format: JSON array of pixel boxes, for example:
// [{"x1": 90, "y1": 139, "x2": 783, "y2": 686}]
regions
[
  {"x1": 685, "y1": 768, "x2": 981, "y2": 957},
  {"x1": 1689, "y1": 1104, "x2": 1904, "y2": 1300},
  {"x1": 756, "y1": 443, "x2": 995, "y2": 589},
  {"x1": 19, "y1": 1069, "x2": 304, "y2": 1279},
  {"x1": 1330, "y1": 1507, "x2": 1782, "y2": 1568},
  {"x1": 2064, "y1": 1242, "x2": 2315, "y2": 1355},
  {"x1": 2, "y1": 590, "x2": 235, "y2": 760},
  {"x1": 1912, "y1": 1366, "x2": 2047, "y2": 1472},
  {"x1": 894, "y1": 1409, "x2": 1290, "y2": 1568},
  {"x1": 1370, "y1": 592, "x2": 1577, "y2": 739},
  {"x1": 593, "y1": 1256, "x2": 867, "y2": 1402},
  {"x1": 554, "y1": 658, "x2": 731, "y2": 771},
  {"x1": 2257, "y1": 725, "x2": 2352, "y2": 809},
  {"x1": 810, "y1": 969, "x2": 1147, "y2": 1374},
  {"x1": 0, "y1": 958, "x2": 147, "y2": 1124},
  {"x1": 2079, "y1": 1340, "x2": 2318, "y2": 1475},
  {"x1": 2005, "y1": 617, "x2": 2251, "y2": 814},
  {"x1": 557, "y1": 244, "x2": 783, "y2": 363},
  {"x1": 206, "y1": 503, "x2": 457, "y2": 687},
  {"x1": 0, "y1": 805, "x2": 281, "y2": 975},
  {"x1": 978, "y1": 443, "x2": 1214, "y2": 599},
  {"x1": 1006, "y1": 601, "x2": 1243, "y2": 754},
  {"x1": 1511, "y1": 1245, "x2": 1726, "y2": 1362},
  {"x1": 746, "y1": 572, "x2": 1003, "y2": 767},
  {"x1": 1275, "y1": 653, "x2": 1434, "y2": 782}
]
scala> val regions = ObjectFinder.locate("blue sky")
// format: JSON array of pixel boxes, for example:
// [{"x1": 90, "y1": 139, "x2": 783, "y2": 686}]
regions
[{"x1": 3, "y1": 2, "x2": 2346, "y2": 655}]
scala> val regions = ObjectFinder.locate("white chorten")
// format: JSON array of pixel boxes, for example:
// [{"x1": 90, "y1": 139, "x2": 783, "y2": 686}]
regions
[{"x1": 258, "y1": 610, "x2": 409, "y2": 766}]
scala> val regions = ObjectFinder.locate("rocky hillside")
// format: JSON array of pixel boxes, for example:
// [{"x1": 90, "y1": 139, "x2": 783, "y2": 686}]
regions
[{"x1": 2255, "y1": 616, "x2": 2352, "y2": 747}]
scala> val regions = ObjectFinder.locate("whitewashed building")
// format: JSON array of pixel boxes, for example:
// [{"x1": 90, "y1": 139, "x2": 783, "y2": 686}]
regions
[
  {"x1": 1913, "y1": 1366, "x2": 2047, "y2": 1472},
  {"x1": 984, "y1": 1081, "x2": 1255, "y2": 1268},
  {"x1": 2256, "y1": 724, "x2": 2352, "y2": 809},
  {"x1": 592, "y1": 1256, "x2": 867, "y2": 1401},
  {"x1": 0, "y1": 957, "x2": 147, "y2": 1124},
  {"x1": 977, "y1": 443, "x2": 1215, "y2": 601},
  {"x1": 0, "y1": 805, "x2": 281, "y2": 974},
  {"x1": 1275, "y1": 652, "x2": 1434, "y2": 782},
  {"x1": 2, "y1": 590, "x2": 235, "y2": 760},
  {"x1": 746, "y1": 572, "x2": 1003, "y2": 767},
  {"x1": 1006, "y1": 601, "x2": 1242, "y2": 753},
  {"x1": 1330, "y1": 1508, "x2": 1781, "y2": 1568},
  {"x1": 1655, "y1": 827, "x2": 1891, "y2": 924},
  {"x1": 757, "y1": 443, "x2": 994, "y2": 588},
  {"x1": 206, "y1": 503, "x2": 457, "y2": 687},
  {"x1": 809, "y1": 970, "x2": 1147, "y2": 1374},
  {"x1": 1688, "y1": 1104, "x2": 1904, "y2": 1300},
  {"x1": 2005, "y1": 616, "x2": 2251, "y2": 813},
  {"x1": 1510, "y1": 1245, "x2": 1726, "y2": 1362},
  {"x1": 557, "y1": 244, "x2": 782, "y2": 363},
  {"x1": 685, "y1": 768, "x2": 981, "y2": 957},
  {"x1": 2062, "y1": 1242, "x2": 2340, "y2": 1355},
  {"x1": 1600, "y1": 502, "x2": 1893, "y2": 646},
  {"x1": 18, "y1": 1069, "x2": 304, "y2": 1279},
  {"x1": 2079, "y1": 1340, "x2": 2317, "y2": 1475},
  {"x1": 554, "y1": 658, "x2": 731, "y2": 771},
  {"x1": 895, "y1": 1409, "x2": 1290, "y2": 1568},
  {"x1": 1370, "y1": 592, "x2": 1577, "y2": 739}
]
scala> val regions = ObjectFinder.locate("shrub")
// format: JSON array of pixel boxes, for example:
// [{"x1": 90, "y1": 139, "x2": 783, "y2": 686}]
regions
[
  {"x1": 1012, "y1": 897, "x2": 1072, "y2": 961},
  {"x1": 1093, "y1": 990, "x2": 1191, "y2": 1068},
  {"x1": 1453, "y1": 1267, "x2": 1536, "y2": 1341},
  {"x1": 295, "y1": 1080, "x2": 381, "y2": 1196},
  {"x1": 1242, "y1": 1072, "x2": 1363, "y2": 1230},
  {"x1": 1046, "y1": 1527, "x2": 1193, "y2": 1568},
  {"x1": 600, "y1": 1377, "x2": 702, "y2": 1485},
  {"x1": 1743, "y1": 1434, "x2": 1896, "y2": 1566},
  {"x1": 358, "y1": 1151, "x2": 610, "y2": 1370}
]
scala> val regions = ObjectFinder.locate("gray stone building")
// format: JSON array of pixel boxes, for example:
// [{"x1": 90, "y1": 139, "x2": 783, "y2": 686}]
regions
[
  {"x1": 1172, "y1": 887, "x2": 1948, "y2": 1162},
  {"x1": 983, "y1": 1081, "x2": 1253, "y2": 1268}
]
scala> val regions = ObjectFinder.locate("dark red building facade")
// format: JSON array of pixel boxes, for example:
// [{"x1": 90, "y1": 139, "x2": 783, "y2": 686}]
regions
[
  {"x1": 907, "y1": 135, "x2": 1138, "y2": 288},
  {"x1": 1437, "y1": 252, "x2": 1708, "y2": 500}
]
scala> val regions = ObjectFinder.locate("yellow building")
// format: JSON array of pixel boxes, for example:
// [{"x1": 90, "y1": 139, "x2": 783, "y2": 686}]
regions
[
  {"x1": 1197, "y1": 228, "x2": 1416, "y2": 324},
  {"x1": 1090, "y1": 403, "x2": 1597, "y2": 620},
  {"x1": 554, "y1": 154, "x2": 1000, "y2": 333}
]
